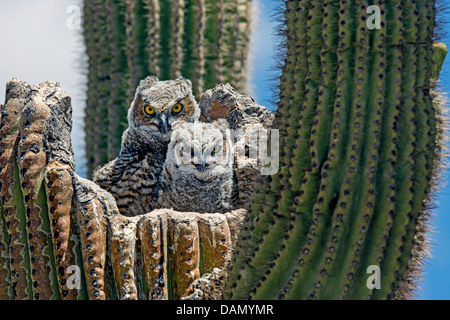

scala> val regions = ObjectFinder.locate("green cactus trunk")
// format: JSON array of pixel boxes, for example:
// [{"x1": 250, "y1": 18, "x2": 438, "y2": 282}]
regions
[
  {"x1": 83, "y1": 0, "x2": 253, "y2": 176},
  {"x1": 228, "y1": 0, "x2": 446, "y2": 300}
]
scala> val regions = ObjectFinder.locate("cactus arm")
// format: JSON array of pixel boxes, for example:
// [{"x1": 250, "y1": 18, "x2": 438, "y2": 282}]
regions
[
  {"x1": 83, "y1": 0, "x2": 96, "y2": 176},
  {"x1": 204, "y1": 0, "x2": 221, "y2": 88},
  {"x1": 192, "y1": 0, "x2": 206, "y2": 97},
  {"x1": 231, "y1": 0, "x2": 251, "y2": 92},
  {"x1": 432, "y1": 42, "x2": 447, "y2": 80},
  {"x1": 396, "y1": 15, "x2": 448, "y2": 301},
  {"x1": 370, "y1": 1, "x2": 423, "y2": 300},
  {"x1": 124, "y1": 0, "x2": 139, "y2": 102},
  {"x1": 0, "y1": 200, "x2": 13, "y2": 299},
  {"x1": 374, "y1": 2, "x2": 437, "y2": 300},
  {"x1": 125, "y1": 0, "x2": 150, "y2": 101},
  {"x1": 143, "y1": 0, "x2": 161, "y2": 78},
  {"x1": 219, "y1": 0, "x2": 233, "y2": 85},
  {"x1": 159, "y1": 0, "x2": 173, "y2": 80},
  {"x1": 231, "y1": 0, "x2": 319, "y2": 300},
  {"x1": 311, "y1": 0, "x2": 378, "y2": 299},
  {"x1": 134, "y1": 0, "x2": 150, "y2": 80},
  {"x1": 106, "y1": 0, "x2": 129, "y2": 161},
  {"x1": 346, "y1": 2, "x2": 403, "y2": 300},
  {"x1": 0, "y1": 81, "x2": 32, "y2": 300},
  {"x1": 85, "y1": 0, "x2": 107, "y2": 174},
  {"x1": 231, "y1": 0, "x2": 443, "y2": 301},
  {"x1": 214, "y1": 0, "x2": 226, "y2": 84},
  {"x1": 181, "y1": 0, "x2": 196, "y2": 82},
  {"x1": 259, "y1": 0, "x2": 329, "y2": 300},
  {"x1": 95, "y1": 0, "x2": 113, "y2": 168},
  {"x1": 323, "y1": 0, "x2": 387, "y2": 300},
  {"x1": 170, "y1": 0, "x2": 185, "y2": 79},
  {"x1": 390, "y1": 2, "x2": 435, "y2": 299}
]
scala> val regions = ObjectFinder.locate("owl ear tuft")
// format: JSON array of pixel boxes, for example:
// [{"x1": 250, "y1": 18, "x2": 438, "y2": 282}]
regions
[
  {"x1": 174, "y1": 77, "x2": 193, "y2": 89},
  {"x1": 136, "y1": 76, "x2": 159, "y2": 93}
]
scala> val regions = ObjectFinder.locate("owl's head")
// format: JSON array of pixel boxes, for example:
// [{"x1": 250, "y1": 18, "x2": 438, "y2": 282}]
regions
[
  {"x1": 166, "y1": 120, "x2": 233, "y2": 181},
  {"x1": 128, "y1": 76, "x2": 200, "y2": 141}
]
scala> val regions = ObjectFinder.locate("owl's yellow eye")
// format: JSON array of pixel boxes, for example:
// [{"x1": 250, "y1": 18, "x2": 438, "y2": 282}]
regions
[
  {"x1": 172, "y1": 103, "x2": 184, "y2": 114},
  {"x1": 182, "y1": 146, "x2": 190, "y2": 153},
  {"x1": 211, "y1": 145, "x2": 221, "y2": 156},
  {"x1": 144, "y1": 105, "x2": 155, "y2": 116}
]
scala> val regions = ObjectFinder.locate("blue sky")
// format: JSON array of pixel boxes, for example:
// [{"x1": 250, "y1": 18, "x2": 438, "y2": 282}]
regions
[
  {"x1": 0, "y1": 0, "x2": 448, "y2": 299},
  {"x1": 416, "y1": 7, "x2": 450, "y2": 300}
]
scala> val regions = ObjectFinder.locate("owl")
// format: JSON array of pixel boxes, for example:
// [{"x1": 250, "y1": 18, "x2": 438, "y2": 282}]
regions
[
  {"x1": 156, "y1": 120, "x2": 237, "y2": 213},
  {"x1": 94, "y1": 76, "x2": 200, "y2": 216}
]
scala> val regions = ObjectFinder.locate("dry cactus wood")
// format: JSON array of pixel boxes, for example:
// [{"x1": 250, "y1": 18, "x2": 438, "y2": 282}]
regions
[
  {"x1": 108, "y1": 209, "x2": 245, "y2": 300},
  {"x1": 0, "y1": 79, "x2": 247, "y2": 300}
]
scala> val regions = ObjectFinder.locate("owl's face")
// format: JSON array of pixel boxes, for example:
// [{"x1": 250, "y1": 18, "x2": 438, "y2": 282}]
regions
[
  {"x1": 128, "y1": 77, "x2": 200, "y2": 141},
  {"x1": 167, "y1": 121, "x2": 233, "y2": 181}
]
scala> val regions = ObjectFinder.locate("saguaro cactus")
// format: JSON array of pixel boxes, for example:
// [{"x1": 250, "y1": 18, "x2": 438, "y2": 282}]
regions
[
  {"x1": 228, "y1": 0, "x2": 447, "y2": 300},
  {"x1": 83, "y1": 0, "x2": 253, "y2": 175},
  {"x1": 0, "y1": 79, "x2": 249, "y2": 300}
]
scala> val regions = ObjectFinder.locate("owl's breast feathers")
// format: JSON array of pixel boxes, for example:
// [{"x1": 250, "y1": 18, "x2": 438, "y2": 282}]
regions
[
  {"x1": 94, "y1": 129, "x2": 168, "y2": 216},
  {"x1": 157, "y1": 163, "x2": 237, "y2": 214}
]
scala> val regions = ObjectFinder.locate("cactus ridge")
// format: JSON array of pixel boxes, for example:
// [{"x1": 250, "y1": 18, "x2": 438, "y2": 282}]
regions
[
  {"x1": 106, "y1": 0, "x2": 129, "y2": 161},
  {"x1": 324, "y1": 0, "x2": 388, "y2": 300},
  {"x1": 0, "y1": 83, "x2": 33, "y2": 299}
]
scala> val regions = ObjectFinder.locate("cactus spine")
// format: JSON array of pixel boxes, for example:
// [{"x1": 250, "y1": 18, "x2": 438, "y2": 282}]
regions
[
  {"x1": 228, "y1": 0, "x2": 447, "y2": 300},
  {"x1": 83, "y1": 0, "x2": 253, "y2": 176}
]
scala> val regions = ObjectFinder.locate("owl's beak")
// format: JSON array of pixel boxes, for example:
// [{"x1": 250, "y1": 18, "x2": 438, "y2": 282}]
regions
[
  {"x1": 195, "y1": 157, "x2": 208, "y2": 173},
  {"x1": 158, "y1": 115, "x2": 171, "y2": 136}
]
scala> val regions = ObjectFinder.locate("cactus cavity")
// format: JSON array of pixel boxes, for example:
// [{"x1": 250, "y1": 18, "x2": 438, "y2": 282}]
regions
[{"x1": 0, "y1": 79, "x2": 252, "y2": 300}]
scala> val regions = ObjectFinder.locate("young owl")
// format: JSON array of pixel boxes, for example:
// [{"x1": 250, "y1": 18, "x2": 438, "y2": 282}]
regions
[
  {"x1": 94, "y1": 76, "x2": 200, "y2": 216},
  {"x1": 157, "y1": 120, "x2": 237, "y2": 213}
]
